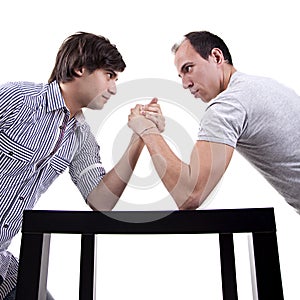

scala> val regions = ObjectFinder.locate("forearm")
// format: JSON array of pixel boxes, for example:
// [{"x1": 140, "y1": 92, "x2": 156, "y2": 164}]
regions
[
  {"x1": 141, "y1": 134, "x2": 199, "y2": 209},
  {"x1": 126, "y1": 99, "x2": 212, "y2": 208},
  {"x1": 140, "y1": 135, "x2": 228, "y2": 210},
  {"x1": 127, "y1": 101, "x2": 232, "y2": 210},
  {"x1": 87, "y1": 134, "x2": 144, "y2": 211}
]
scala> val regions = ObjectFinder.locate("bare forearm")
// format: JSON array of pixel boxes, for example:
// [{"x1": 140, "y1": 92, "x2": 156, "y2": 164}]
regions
[
  {"x1": 87, "y1": 134, "x2": 144, "y2": 210},
  {"x1": 140, "y1": 135, "x2": 231, "y2": 210},
  {"x1": 126, "y1": 99, "x2": 223, "y2": 209},
  {"x1": 141, "y1": 134, "x2": 197, "y2": 208}
]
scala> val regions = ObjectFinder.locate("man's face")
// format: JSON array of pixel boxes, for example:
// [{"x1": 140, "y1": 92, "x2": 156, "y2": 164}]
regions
[
  {"x1": 174, "y1": 40, "x2": 222, "y2": 102},
  {"x1": 81, "y1": 68, "x2": 119, "y2": 110}
]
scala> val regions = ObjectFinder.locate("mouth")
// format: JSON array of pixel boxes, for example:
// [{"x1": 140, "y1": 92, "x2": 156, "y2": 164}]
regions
[
  {"x1": 190, "y1": 89, "x2": 198, "y2": 97},
  {"x1": 102, "y1": 95, "x2": 110, "y2": 102}
]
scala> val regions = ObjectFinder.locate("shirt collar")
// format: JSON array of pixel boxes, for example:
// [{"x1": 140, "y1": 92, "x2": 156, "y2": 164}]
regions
[
  {"x1": 74, "y1": 110, "x2": 86, "y2": 126},
  {"x1": 46, "y1": 81, "x2": 67, "y2": 112},
  {"x1": 46, "y1": 81, "x2": 86, "y2": 127}
]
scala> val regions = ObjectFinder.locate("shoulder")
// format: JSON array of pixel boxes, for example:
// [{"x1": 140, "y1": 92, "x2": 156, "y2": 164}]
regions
[
  {"x1": 0, "y1": 81, "x2": 22, "y2": 96},
  {"x1": 209, "y1": 71, "x2": 274, "y2": 110},
  {"x1": 226, "y1": 71, "x2": 284, "y2": 95},
  {"x1": 17, "y1": 81, "x2": 48, "y2": 97},
  {"x1": 0, "y1": 82, "x2": 25, "y2": 109},
  {"x1": 0, "y1": 81, "x2": 48, "y2": 99}
]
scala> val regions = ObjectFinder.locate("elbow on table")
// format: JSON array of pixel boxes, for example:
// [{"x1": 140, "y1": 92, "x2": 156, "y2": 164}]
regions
[{"x1": 179, "y1": 193, "x2": 204, "y2": 210}]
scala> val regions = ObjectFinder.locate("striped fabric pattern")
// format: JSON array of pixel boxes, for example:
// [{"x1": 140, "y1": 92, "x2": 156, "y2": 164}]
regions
[{"x1": 0, "y1": 81, "x2": 106, "y2": 298}]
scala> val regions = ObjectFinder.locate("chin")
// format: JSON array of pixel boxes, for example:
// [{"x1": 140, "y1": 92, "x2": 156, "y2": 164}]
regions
[
  {"x1": 195, "y1": 94, "x2": 206, "y2": 102},
  {"x1": 195, "y1": 95, "x2": 206, "y2": 103},
  {"x1": 198, "y1": 95, "x2": 212, "y2": 103},
  {"x1": 87, "y1": 104, "x2": 104, "y2": 111},
  {"x1": 87, "y1": 99, "x2": 106, "y2": 110}
]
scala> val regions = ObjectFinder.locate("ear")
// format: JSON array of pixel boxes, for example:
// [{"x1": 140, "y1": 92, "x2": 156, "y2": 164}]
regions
[
  {"x1": 74, "y1": 67, "x2": 86, "y2": 77},
  {"x1": 210, "y1": 48, "x2": 224, "y2": 64}
]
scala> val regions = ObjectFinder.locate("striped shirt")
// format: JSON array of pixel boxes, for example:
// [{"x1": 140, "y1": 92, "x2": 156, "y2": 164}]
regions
[{"x1": 0, "y1": 81, "x2": 106, "y2": 297}]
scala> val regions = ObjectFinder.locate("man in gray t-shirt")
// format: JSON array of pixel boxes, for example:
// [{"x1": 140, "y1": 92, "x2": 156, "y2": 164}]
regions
[
  {"x1": 128, "y1": 31, "x2": 300, "y2": 213},
  {"x1": 198, "y1": 71, "x2": 300, "y2": 211}
]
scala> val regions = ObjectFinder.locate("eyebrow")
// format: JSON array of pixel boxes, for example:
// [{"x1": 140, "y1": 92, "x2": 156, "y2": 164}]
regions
[
  {"x1": 105, "y1": 68, "x2": 118, "y2": 78},
  {"x1": 111, "y1": 70, "x2": 118, "y2": 78},
  {"x1": 113, "y1": 72, "x2": 118, "y2": 80},
  {"x1": 178, "y1": 62, "x2": 192, "y2": 77}
]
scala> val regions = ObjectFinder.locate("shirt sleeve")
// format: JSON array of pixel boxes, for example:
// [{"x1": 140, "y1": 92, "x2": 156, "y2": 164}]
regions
[
  {"x1": 0, "y1": 82, "x2": 24, "y2": 130},
  {"x1": 69, "y1": 123, "x2": 106, "y2": 200},
  {"x1": 198, "y1": 97, "x2": 247, "y2": 148}
]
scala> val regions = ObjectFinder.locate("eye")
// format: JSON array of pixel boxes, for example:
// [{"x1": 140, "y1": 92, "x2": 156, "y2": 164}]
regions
[
  {"x1": 184, "y1": 65, "x2": 192, "y2": 73},
  {"x1": 105, "y1": 69, "x2": 117, "y2": 80}
]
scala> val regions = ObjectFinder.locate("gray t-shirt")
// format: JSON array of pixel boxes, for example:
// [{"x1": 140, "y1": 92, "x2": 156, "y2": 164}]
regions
[{"x1": 198, "y1": 71, "x2": 300, "y2": 211}]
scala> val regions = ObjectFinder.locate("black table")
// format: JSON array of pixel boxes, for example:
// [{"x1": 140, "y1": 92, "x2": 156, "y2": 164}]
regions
[{"x1": 16, "y1": 208, "x2": 284, "y2": 300}]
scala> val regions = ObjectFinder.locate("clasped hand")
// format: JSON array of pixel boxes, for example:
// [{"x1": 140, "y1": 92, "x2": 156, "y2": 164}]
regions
[{"x1": 128, "y1": 98, "x2": 165, "y2": 136}]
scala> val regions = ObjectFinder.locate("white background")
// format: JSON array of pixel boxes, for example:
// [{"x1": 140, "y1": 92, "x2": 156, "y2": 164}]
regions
[{"x1": 1, "y1": 0, "x2": 300, "y2": 299}]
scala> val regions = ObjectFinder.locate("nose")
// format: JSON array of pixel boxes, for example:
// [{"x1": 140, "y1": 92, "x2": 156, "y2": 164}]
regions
[
  {"x1": 182, "y1": 76, "x2": 193, "y2": 90},
  {"x1": 108, "y1": 81, "x2": 117, "y2": 95}
]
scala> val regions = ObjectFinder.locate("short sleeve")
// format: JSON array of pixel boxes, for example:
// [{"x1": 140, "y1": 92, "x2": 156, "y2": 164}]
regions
[
  {"x1": 198, "y1": 98, "x2": 247, "y2": 148},
  {"x1": 69, "y1": 123, "x2": 106, "y2": 200}
]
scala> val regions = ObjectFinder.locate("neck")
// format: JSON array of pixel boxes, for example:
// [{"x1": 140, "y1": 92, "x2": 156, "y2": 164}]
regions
[
  {"x1": 59, "y1": 82, "x2": 81, "y2": 118},
  {"x1": 221, "y1": 65, "x2": 237, "y2": 91}
]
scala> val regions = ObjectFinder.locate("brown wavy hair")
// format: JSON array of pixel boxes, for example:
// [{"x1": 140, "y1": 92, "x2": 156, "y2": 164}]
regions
[{"x1": 48, "y1": 32, "x2": 126, "y2": 83}]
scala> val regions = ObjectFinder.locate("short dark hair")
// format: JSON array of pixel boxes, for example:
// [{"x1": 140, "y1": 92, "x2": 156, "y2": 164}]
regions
[
  {"x1": 173, "y1": 31, "x2": 233, "y2": 65},
  {"x1": 48, "y1": 32, "x2": 126, "y2": 83}
]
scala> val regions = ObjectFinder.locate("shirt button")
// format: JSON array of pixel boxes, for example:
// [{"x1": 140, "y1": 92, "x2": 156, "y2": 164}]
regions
[
  {"x1": 19, "y1": 196, "x2": 25, "y2": 201},
  {"x1": 3, "y1": 224, "x2": 9, "y2": 229},
  {"x1": 8, "y1": 151, "x2": 14, "y2": 156}
]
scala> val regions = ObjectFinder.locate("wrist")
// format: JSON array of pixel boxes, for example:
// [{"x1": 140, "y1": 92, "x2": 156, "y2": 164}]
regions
[
  {"x1": 139, "y1": 126, "x2": 160, "y2": 136},
  {"x1": 128, "y1": 116, "x2": 160, "y2": 137}
]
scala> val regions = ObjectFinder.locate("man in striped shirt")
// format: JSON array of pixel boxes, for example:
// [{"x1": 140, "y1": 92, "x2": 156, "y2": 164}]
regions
[{"x1": 0, "y1": 32, "x2": 164, "y2": 299}]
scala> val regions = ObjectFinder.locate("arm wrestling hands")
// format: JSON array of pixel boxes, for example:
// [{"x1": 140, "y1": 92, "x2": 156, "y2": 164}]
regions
[
  {"x1": 128, "y1": 97, "x2": 165, "y2": 136},
  {"x1": 128, "y1": 98, "x2": 234, "y2": 210},
  {"x1": 89, "y1": 96, "x2": 233, "y2": 211},
  {"x1": 87, "y1": 98, "x2": 164, "y2": 211}
]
